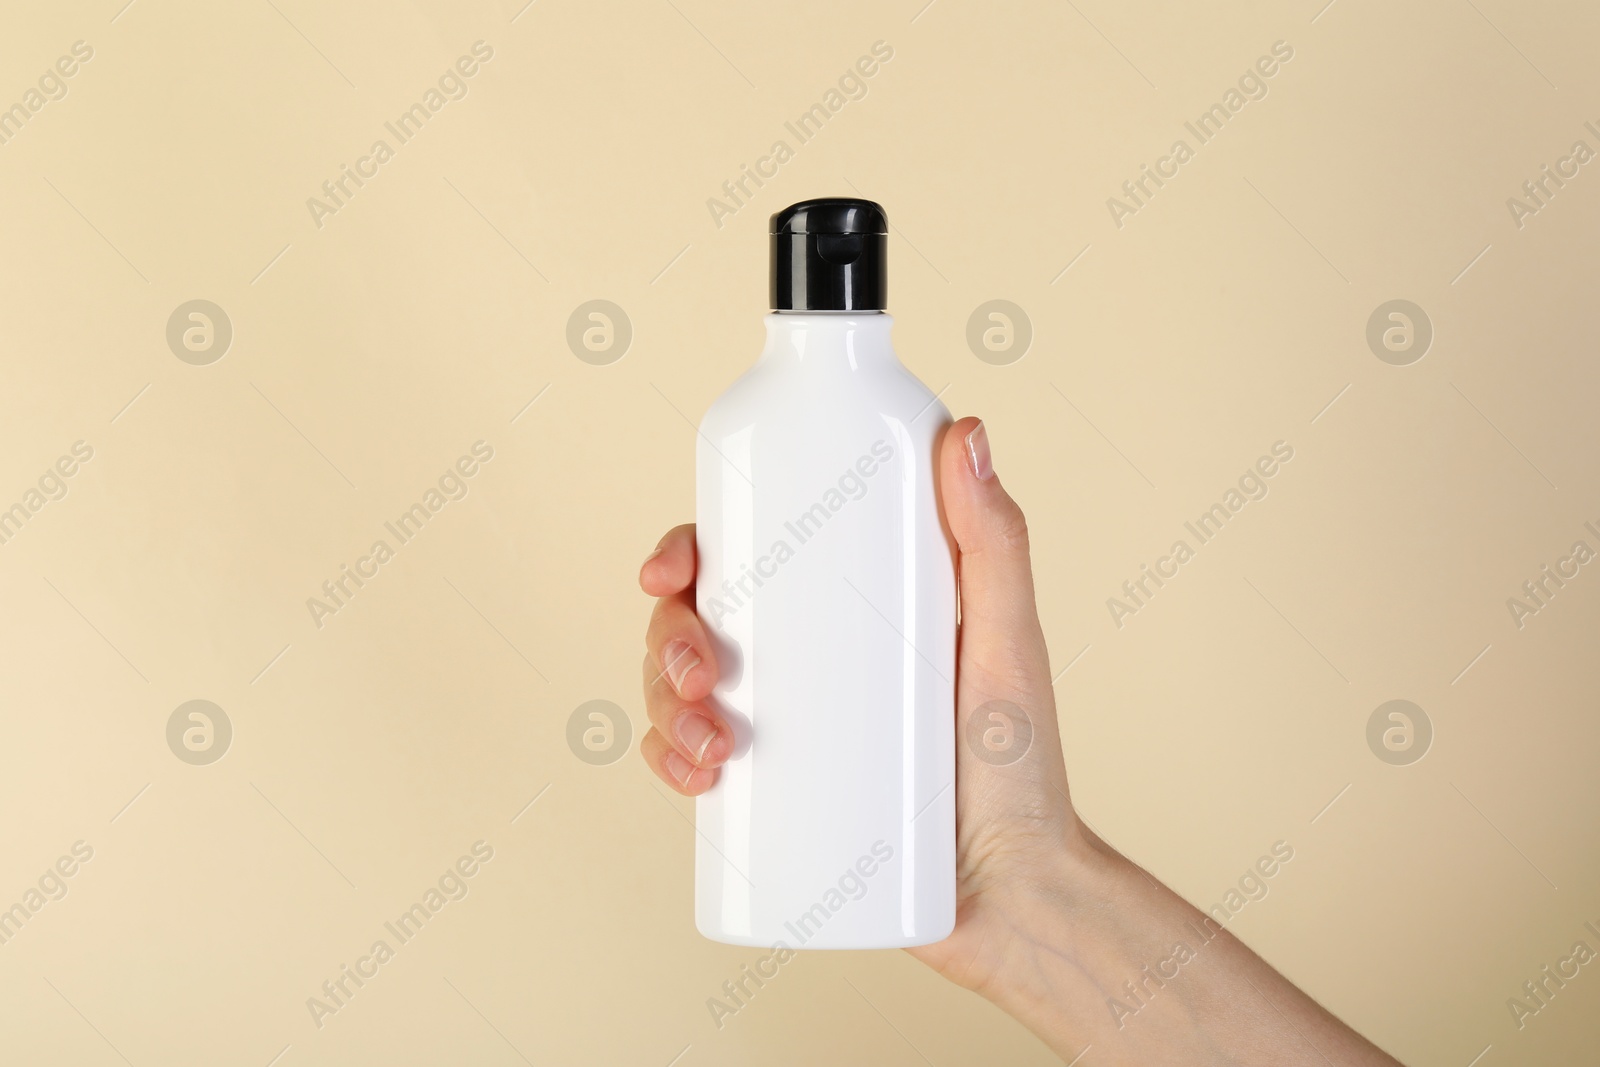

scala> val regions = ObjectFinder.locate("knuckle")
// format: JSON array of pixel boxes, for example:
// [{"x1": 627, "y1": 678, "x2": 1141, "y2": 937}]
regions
[{"x1": 990, "y1": 503, "x2": 1031, "y2": 554}]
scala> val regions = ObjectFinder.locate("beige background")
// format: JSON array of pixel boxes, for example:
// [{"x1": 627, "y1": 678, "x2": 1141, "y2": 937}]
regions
[{"x1": 1, "y1": 0, "x2": 1597, "y2": 1064}]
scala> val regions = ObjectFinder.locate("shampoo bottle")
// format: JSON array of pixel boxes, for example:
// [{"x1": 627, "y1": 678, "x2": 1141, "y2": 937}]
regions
[{"x1": 694, "y1": 198, "x2": 956, "y2": 948}]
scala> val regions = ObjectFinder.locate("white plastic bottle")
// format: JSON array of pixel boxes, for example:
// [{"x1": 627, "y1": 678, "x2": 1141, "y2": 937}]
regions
[{"x1": 694, "y1": 198, "x2": 956, "y2": 948}]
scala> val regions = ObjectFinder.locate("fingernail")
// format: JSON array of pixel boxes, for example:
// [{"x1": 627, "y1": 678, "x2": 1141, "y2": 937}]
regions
[
  {"x1": 675, "y1": 711, "x2": 723, "y2": 765},
  {"x1": 642, "y1": 546, "x2": 664, "y2": 566},
  {"x1": 966, "y1": 421, "x2": 994, "y2": 481},
  {"x1": 662, "y1": 640, "x2": 700, "y2": 696},
  {"x1": 663, "y1": 750, "x2": 697, "y2": 788}
]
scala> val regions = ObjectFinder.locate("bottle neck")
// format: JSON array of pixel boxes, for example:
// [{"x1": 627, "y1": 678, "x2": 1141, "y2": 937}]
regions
[{"x1": 761, "y1": 312, "x2": 895, "y2": 366}]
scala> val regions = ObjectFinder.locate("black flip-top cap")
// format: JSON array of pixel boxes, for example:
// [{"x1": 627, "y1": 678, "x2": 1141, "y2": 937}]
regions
[{"x1": 770, "y1": 198, "x2": 887, "y2": 311}]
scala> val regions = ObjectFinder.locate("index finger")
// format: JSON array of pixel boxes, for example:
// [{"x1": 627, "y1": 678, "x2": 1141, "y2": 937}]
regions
[{"x1": 640, "y1": 523, "x2": 697, "y2": 598}]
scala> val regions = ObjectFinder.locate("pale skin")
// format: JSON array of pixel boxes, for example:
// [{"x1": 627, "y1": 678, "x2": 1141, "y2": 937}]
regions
[{"x1": 639, "y1": 416, "x2": 1403, "y2": 1065}]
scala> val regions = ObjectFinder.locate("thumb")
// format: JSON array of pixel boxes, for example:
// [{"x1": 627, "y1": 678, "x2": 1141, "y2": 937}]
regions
[
  {"x1": 939, "y1": 417, "x2": 1051, "y2": 682},
  {"x1": 938, "y1": 416, "x2": 1075, "y2": 843}
]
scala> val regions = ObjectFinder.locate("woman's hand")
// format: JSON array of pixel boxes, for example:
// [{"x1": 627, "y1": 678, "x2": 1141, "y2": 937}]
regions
[
  {"x1": 636, "y1": 517, "x2": 731, "y2": 796},
  {"x1": 639, "y1": 416, "x2": 1401, "y2": 1066}
]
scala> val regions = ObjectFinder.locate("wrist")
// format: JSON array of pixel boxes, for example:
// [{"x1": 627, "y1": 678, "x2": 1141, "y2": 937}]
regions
[
  {"x1": 972, "y1": 827, "x2": 1232, "y2": 1064},
  {"x1": 975, "y1": 831, "x2": 1133, "y2": 1047},
  {"x1": 974, "y1": 827, "x2": 1388, "y2": 1067}
]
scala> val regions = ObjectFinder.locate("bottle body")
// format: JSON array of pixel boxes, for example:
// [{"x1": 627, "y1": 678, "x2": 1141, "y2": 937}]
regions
[{"x1": 694, "y1": 312, "x2": 956, "y2": 949}]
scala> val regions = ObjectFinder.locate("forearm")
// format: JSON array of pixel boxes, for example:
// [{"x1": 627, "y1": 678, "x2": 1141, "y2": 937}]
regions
[{"x1": 983, "y1": 840, "x2": 1401, "y2": 1066}]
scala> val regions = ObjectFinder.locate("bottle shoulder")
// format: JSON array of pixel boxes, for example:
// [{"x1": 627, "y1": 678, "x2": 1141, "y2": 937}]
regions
[{"x1": 699, "y1": 355, "x2": 945, "y2": 440}]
